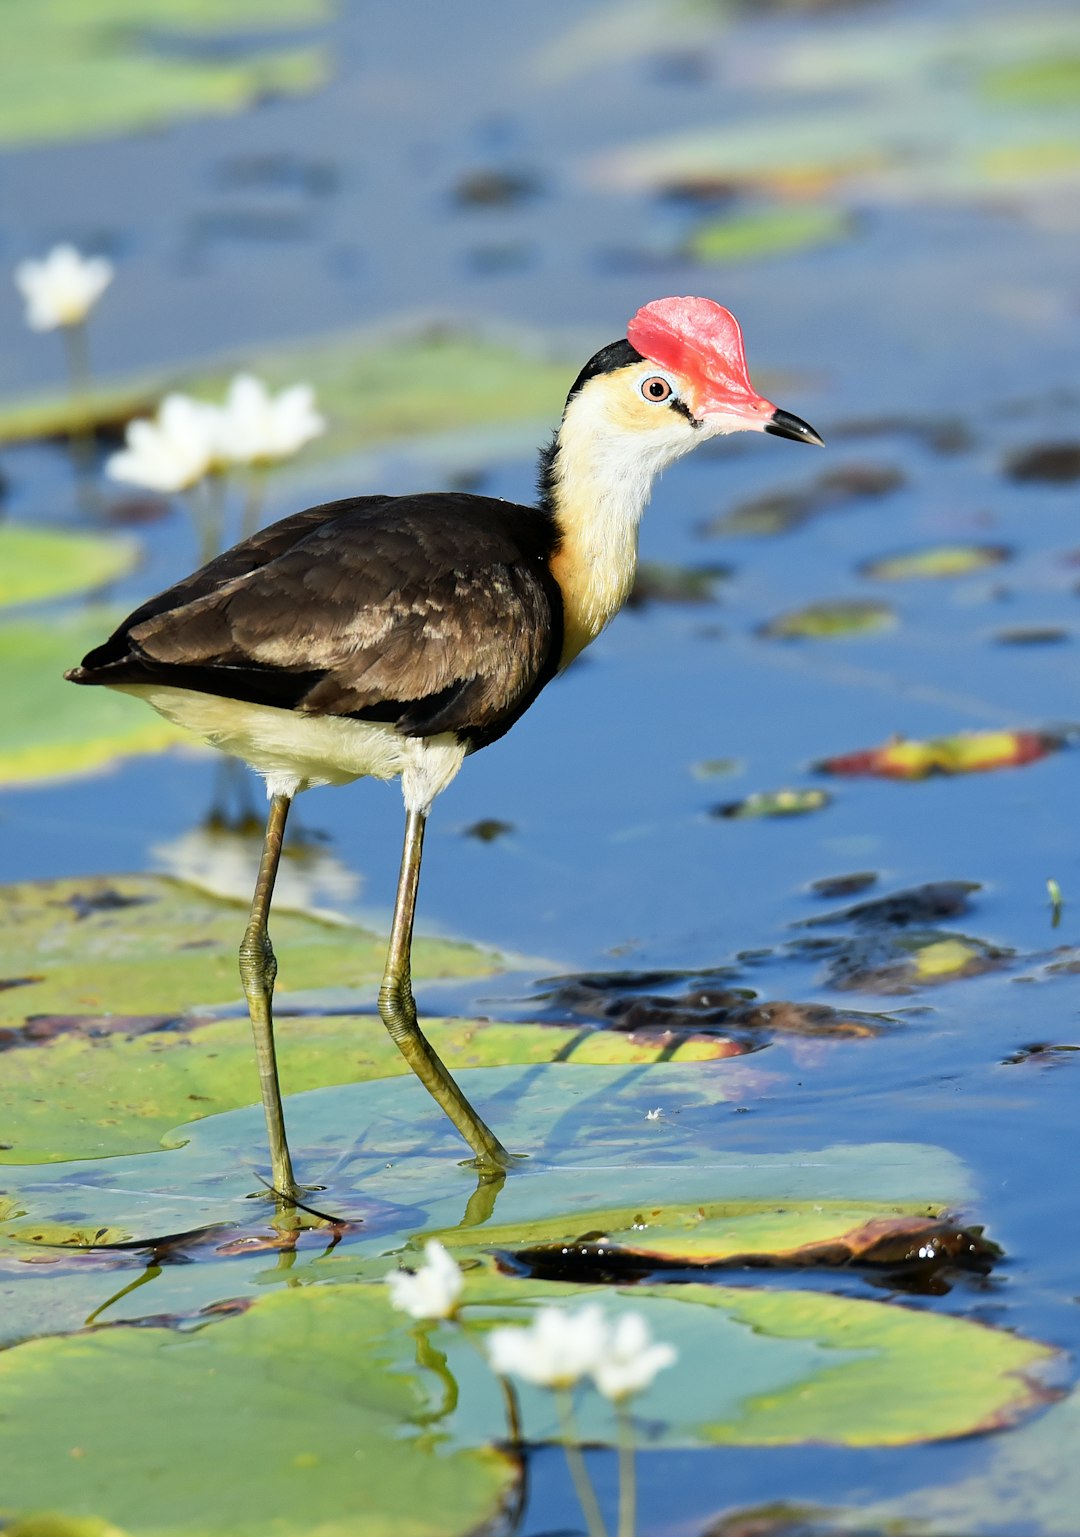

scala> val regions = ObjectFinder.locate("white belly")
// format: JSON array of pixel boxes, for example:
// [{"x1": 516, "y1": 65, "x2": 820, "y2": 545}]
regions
[{"x1": 113, "y1": 683, "x2": 467, "y2": 811}]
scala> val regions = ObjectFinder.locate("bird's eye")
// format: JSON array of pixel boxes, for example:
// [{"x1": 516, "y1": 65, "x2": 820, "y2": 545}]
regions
[{"x1": 641, "y1": 375, "x2": 673, "y2": 403}]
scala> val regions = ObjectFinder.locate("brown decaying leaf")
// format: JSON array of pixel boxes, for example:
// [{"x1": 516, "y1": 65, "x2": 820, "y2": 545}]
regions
[
  {"x1": 511, "y1": 1214, "x2": 999, "y2": 1279},
  {"x1": 1004, "y1": 441, "x2": 1080, "y2": 484},
  {"x1": 530, "y1": 971, "x2": 891, "y2": 1041},
  {"x1": 796, "y1": 880, "x2": 980, "y2": 930}
]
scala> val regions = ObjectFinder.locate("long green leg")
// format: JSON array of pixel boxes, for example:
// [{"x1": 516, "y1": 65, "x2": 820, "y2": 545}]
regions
[
  {"x1": 238, "y1": 792, "x2": 298, "y2": 1201},
  {"x1": 378, "y1": 808, "x2": 512, "y2": 1172}
]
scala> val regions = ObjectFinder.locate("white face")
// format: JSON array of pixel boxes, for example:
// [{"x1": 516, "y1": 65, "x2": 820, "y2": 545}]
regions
[{"x1": 592, "y1": 363, "x2": 773, "y2": 457}]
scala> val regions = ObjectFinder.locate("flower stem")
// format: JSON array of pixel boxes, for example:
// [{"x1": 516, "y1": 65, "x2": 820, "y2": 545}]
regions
[
  {"x1": 240, "y1": 469, "x2": 266, "y2": 541},
  {"x1": 616, "y1": 1404, "x2": 636, "y2": 1537},
  {"x1": 555, "y1": 1390, "x2": 608, "y2": 1537},
  {"x1": 61, "y1": 321, "x2": 97, "y2": 510},
  {"x1": 190, "y1": 474, "x2": 228, "y2": 565}
]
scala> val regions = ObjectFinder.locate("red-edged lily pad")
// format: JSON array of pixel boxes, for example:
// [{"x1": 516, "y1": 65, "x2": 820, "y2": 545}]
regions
[{"x1": 818, "y1": 730, "x2": 1064, "y2": 780}]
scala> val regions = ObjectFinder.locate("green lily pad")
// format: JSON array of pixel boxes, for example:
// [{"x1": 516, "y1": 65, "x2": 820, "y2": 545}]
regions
[
  {"x1": 0, "y1": 1283, "x2": 515, "y2": 1537},
  {"x1": 0, "y1": 0, "x2": 328, "y2": 149},
  {"x1": 0, "y1": 1012, "x2": 732, "y2": 1167},
  {"x1": 0, "y1": 872, "x2": 501, "y2": 1027},
  {"x1": 861, "y1": 543, "x2": 1011, "y2": 579},
  {"x1": 870, "y1": 1379, "x2": 1080, "y2": 1533},
  {"x1": 760, "y1": 599, "x2": 895, "y2": 639},
  {"x1": 0, "y1": 612, "x2": 187, "y2": 786},
  {"x1": 0, "y1": 527, "x2": 138, "y2": 610},
  {"x1": 686, "y1": 205, "x2": 851, "y2": 265},
  {"x1": 0, "y1": 1269, "x2": 1054, "y2": 1537},
  {"x1": 0, "y1": 329, "x2": 576, "y2": 461}
]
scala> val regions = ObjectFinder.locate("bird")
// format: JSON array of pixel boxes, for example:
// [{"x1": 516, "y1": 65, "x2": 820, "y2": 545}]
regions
[{"x1": 67, "y1": 295, "x2": 822, "y2": 1202}]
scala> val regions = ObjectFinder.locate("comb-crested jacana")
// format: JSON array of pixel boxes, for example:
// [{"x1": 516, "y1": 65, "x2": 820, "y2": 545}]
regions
[{"x1": 67, "y1": 296, "x2": 822, "y2": 1200}]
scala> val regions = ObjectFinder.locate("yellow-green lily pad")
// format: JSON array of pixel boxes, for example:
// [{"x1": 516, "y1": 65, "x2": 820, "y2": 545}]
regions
[
  {"x1": 0, "y1": 1268, "x2": 1054, "y2": 1537},
  {"x1": 0, "y1": 1011, "x2": 731, "y2": 1167},
  {"x1": 686, "y1": 204, "x2": 851, "y2": 265},
  {"x1": 760, "y1": 599, "x2": 895, "y2": 639},
  {"x1": 0, "y1": 0, "x2": 328, "y2": 149},
  {"x1": 0, "y1": 872, "x2": 501, "y2": 1026},
  {"x1": 0, "y1": 612, "x2": 187, "y2": 786},
  {"x1": 0, "y1": 527, "x2": 138, "y2": 610},
  {"x1": 0, "y1": 1283, "x2": 515, "y2": 1537},
  {"x1": 861, "y1": 543, "x2": 1011, "y2": 580},
  {"x1": 0, "y1": 329, "x2": 576, "y2": 460}
]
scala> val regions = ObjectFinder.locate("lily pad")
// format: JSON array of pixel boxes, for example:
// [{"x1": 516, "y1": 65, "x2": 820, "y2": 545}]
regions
[
  {"x1": 0, "y1": 612, "x2": 187, "y2": 786},
  {"x1": 0, "y1": 1283, "x2": 515, "y2": 1537},
  {"x1": 0, "y1": 329, "x2": 576, "y2": 461},
  {"x1": 0, "y1": 1266, "x2": 1054, "y2": 1537},
  {"x1": 0, "y1": 527, "x2": 138, "y2": 610},
  {"x1": 0, "y1": 1011, "x2": 733, "y2": 1167},
  {"x1": 0, "y1": 872, "x2": 501, "y2": 1027},
  {"x1": 760, "y1": 599, "x2": 895, "y2": 640},
  {"x1": 712, "y1": 789, "x2": 831, "y2": 819},
  {"x1": 706, "y1": 464, "x2": 903, "y2": 538},
  {"x1": 791, "y1": 928, "x2": 1009, "y2": 993},
  {"x1": 861, "y1": 543, "x2": 1011, "y2": 580},
  {"x1": 434, "y1": 1199, "x2": 998, "y2": 1279},
  {"x1": 817, "y1": 729, "x2": 1064, "y2": 779},
  {"x1": 685, "y1": 205, "x2": 852, "y2": 264},
  {"x1": 0, "y1": 0, "x2": 328, "y2": 148}
]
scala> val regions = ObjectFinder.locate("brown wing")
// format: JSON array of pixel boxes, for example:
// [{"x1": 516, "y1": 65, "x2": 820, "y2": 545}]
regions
[{"x1": 70, "y1": 493, "x2": 563, "y2": 748}]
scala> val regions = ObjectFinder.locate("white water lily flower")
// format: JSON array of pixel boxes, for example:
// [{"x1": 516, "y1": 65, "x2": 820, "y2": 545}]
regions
[
  {"x1": 487, "y1": 1305, "x2": 609, "y2": 1389},
  {"x1": 387, "y1": 1240, "x2": 464, "y2": 1321},
  {"x1": 591, "y1": 1312, "x2": 676, "y2": 1403},
  {"x1": 216, "y1": 373, "x2": 326, "y2": 465},
  {"x1": 14, "y1": 244, "x2": 114, "y2": 330},
  {"x1": 106, "y1": 393, "x2": 222, "y2": 494}
]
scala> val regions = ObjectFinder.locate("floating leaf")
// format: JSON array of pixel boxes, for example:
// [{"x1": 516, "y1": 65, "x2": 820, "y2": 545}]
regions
[
  {"x1": 685, "y1": 205, "x2": 851, "y2": 264},
  {"x1": 0, "y1": 329, "x2": 575, "y2": 458},
  {"x1": 797, "y1": 881, "x2": 981, "y2": 930},
  {"x1": 995, "y1": 626, "x2": 1069, "y2": 646},
  {"x1": 0, "y1": 873, "x2": 500, "y2": 1028},
  {"x1": 436, "y1": 1199, "x2": 998, "y2": 1280},
  {"x1": 0, "y1": 527, "x2": 138, "y2": 610},
  {"x1": 628, "y1": 560, "x2": 731, "y2": 607},
  {"x1": 0, "y1": 1264, "x2": 1054, "y2": 1537},
  {"x1": 713, "y1": 788, "x2": 831, "y2": 818},
  {"x1": 1004, "y1": 441, "x2": 1080, "y2": 483},
  {"x1": 817, "y1": 729, "x2": 1063, "y2": 779},
  {"x1": 861, "y1": 543, "x2": 1011, "y2": 580},
  {"x1": 526, "y1": 969, "x2": 890, "y2": 1041},
  {"x1": 0, "y1": 1012, "x2": 734, "y2": 1168},
  {"x1": 0, "y1": 1284, "x2": 515, "y2": 1537},
  {"x1": 0, "y1": 612, "x2": 186, "y2": 786},
  {"x1": 792, "y1": 928, "x2": 1009, "y2": 993},
  {"x1": 706, "y1": 464, "x2": 903, "y2": 537},
  {"x1": 983, "y1": 56, "x2": 1080, "y2": 106},
  {"x1": 0, "y1": 0, "x2": 329, "y2": 149},
  {"x1": 760, "y1": 599, "x2": 895, "y2": 640},
  {"x1": 809, "y1": 871, "x2": 878, "y2": 899}
]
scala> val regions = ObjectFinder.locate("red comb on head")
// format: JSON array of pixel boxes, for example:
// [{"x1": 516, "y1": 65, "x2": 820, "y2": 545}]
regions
[{"x1": 627, "y1": 296, "x2": 757, "y2": 405}]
